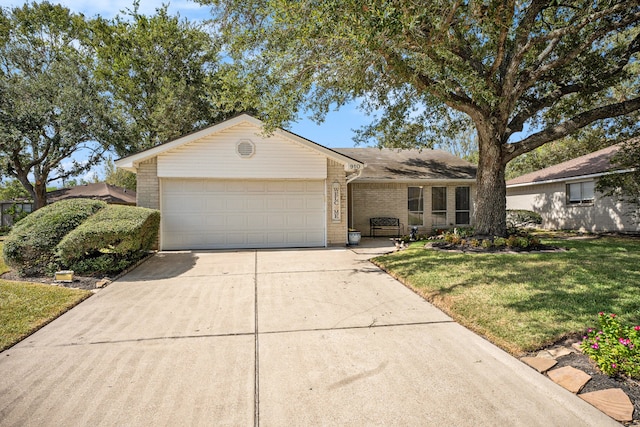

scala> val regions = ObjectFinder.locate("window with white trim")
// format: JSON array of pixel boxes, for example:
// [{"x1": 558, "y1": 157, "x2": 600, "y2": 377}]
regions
[
  {"x1": 567, "y1": 181, "x2": 595, "y2": 205},
  {"x1": 408, "y1": 186, "x2": 424, "y2": 226},
  {"x1": 455, "y1": 186, "x2": 470, "y2": 225},
  {"x1": 431, "y1": 187, "x2": 447, "y2": 226}
]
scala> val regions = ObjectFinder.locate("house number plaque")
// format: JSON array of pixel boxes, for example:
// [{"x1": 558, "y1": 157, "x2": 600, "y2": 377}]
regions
[{"x1": 332, "y1": 182, "x2": 341, "y2": 222}]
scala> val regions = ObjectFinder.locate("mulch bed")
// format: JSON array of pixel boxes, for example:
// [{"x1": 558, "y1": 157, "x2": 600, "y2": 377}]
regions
[{"x1": 0, "y1": 271, "x2": 107, "y2": 290}]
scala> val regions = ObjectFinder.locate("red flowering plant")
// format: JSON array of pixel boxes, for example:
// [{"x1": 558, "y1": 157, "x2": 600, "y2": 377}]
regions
[{"x1": 580, "y1": 312, "x2": 640, "y2": 378}]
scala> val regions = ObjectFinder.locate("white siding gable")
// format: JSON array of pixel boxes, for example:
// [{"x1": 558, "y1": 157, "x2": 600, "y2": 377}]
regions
[{"x1": 157, "y1": 122, "x2": 327, "y2": 179}]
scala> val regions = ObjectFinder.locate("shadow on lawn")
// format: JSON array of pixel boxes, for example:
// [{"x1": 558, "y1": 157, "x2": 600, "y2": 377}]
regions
[{"x1": 376, "y1": 239, "x2": 640, "y2": 325}]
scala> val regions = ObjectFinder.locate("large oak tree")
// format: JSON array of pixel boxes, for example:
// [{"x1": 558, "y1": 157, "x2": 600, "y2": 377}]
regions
[
  {"x1": 205, "y1": 0, "x2": 640, "y2": 236},
  {"x1": 0, "y1": 2, "x2": 114, "y2": 209}
]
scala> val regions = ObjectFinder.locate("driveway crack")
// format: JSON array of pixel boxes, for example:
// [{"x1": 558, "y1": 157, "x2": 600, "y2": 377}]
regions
[{"x1": 254, "y1": 250, "x2": 259, "y2": 427}]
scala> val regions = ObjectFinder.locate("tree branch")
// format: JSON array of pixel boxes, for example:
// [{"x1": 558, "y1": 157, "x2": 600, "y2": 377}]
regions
[
  {"x1": 515, "y1": 9, "x2": 640, "y2": 97},
  {"x1": 488, "y1": 0, "x2": 516, "y2": 81},
  {"x1": 507, "y1": 31, "x2": 640, "y2": 136},
  {"x1": 504, "y1": 96, "x2": 640, "y2": 162},
  {"x1": 381, "y1": 49, "x2": 483, "y2": 118}
]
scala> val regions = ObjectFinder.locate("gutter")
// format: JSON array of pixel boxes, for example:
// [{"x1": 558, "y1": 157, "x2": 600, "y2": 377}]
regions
[{"x1": 350, "y1": 178, "x2": 476, "y2": 184}]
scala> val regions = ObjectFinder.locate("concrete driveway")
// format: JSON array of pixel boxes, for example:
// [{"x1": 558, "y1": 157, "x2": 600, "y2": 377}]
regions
[{"x1": 0, "y1": 244, "x2": 618, "y2": 426}]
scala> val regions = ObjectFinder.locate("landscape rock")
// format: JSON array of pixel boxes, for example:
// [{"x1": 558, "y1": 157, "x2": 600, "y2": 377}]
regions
[
  {"x1": 521, "y1": 356, "x2": 557, "y2": 373},
  {"x1": 95, "y1": 279, "x2": 111, "y2": 288},
  {"x1": 547, "y1": 366, "x2": 591, "y2": 393},
  {"x1": 579, "y1": 388, "x2": 634, "y2": 422},
  {"x1": 546, "y1": 346, "x2": 573, "y2": 358}
]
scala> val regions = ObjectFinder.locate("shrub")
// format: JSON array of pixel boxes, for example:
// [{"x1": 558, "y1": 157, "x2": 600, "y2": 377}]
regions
[
  {"x1": 581, "y1": 312, "x2": 640, "y2": 378},
  {"x1": 55, "y1": 205, "x2": 160, "y2": 275},
  {"x1": 3, "y1": 199, "x2": 106, "y2": 276},
  {"x1": 481, "y1": 239, "x2": 493, "y2": 249},
  {"x1": 504, "y1": 232, "x2": 541, "y2": 249},
  {"x1": 444, "y1": 233, "x2": 462, "y2": 245},
  {"x1": 493, "y1": 237, "x2": 507, "y2": 247},
  {"x1": 453, "y1": 227, "x2": 475, "y2": 238},
  {"x1": 506, "y1": 235, "x2": 520, "y2": 247},
  {"x1": 506, "y1": 210, "x2": 543, "y2": 229}
]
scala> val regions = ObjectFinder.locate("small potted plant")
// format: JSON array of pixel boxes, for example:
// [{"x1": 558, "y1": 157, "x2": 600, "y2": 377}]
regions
[{"x1": 348, "y1": 228, "x2": 361, "y2": 245}]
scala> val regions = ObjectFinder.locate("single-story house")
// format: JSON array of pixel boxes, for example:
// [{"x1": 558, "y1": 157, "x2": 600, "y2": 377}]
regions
[
  {"x1": 506, "y1": 142, "x2": 639, "y2": 233},
  {"x1": 116, "y1": 114, "x2": 477, "y2": 250},
  {"x1": 47, "y1": 182, "x2": 136, "y2": 205},
  {"x1": 0, "y1": 183, "x2": 136, "y2": 227}
]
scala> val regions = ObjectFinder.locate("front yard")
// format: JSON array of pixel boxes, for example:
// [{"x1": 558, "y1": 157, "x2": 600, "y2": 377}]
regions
[
  {"x1": 0, "y1": 242, "x2": 92, "y2": 352},
  {"x1": 373, "y1": 235, "x2": 640, "y2": 355}
]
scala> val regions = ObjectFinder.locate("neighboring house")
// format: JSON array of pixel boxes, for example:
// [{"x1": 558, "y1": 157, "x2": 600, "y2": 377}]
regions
[
  {"x1": 47, "y1": 182, "x2": 136, "y2": 206},
  {"x1": 506, "y1": 143, "x2": 639, "y2": 233},
  {"x1": 0, "y1": 199, "x2": 33, "y2": 228},
  {"x1": 0, "y1": 183, "x2": 136, "y2": 227},
  {"x1": 116, "y1": 114, "x2": 477, "y2": 250}
]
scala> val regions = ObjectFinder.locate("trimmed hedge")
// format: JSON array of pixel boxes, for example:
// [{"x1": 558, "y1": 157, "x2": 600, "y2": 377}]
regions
[
  {"x1": 3, "y1": 199, "x2": 107, "y2": 276},
  {"x1": 55, "y1": 205, "x2": 160, "y2": 275},
  {"x1": 506, "y1": 209, "x2": 543, "y2": 228}
]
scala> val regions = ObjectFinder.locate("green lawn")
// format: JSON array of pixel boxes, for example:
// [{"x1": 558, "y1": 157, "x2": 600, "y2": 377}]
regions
[
  {"x1": 0, "y1": 242, "x2": 92, "y2": 351},
  {"x1": 373, "y1": 236, "x2": 640, "y2": 355}
]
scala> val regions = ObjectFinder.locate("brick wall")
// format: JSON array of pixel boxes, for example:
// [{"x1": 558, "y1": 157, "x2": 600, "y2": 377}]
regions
[
  {"x1": 350, "y1": 182, "x2": 407, "y2": 236},
  {"x1": 326, "y1": 159, "x2": 347, "y2": 246},
  {"x1": 350, "y1": 182, "x2": 476, "y2": 236},
  {"x1": 136, "y1": 158, "x2": 159, "y2": 210}
]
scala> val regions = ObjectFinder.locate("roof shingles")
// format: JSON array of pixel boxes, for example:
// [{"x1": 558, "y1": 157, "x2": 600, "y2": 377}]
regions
[
  {"x1": 506, "y1": 144, "x2": 624, "y2": 186},
  {"x1": 47, "y1": 183, "x2": 136, "y2": 205},
  {"x1": 333, "y1": 148, "x2": 476, "y2": 181}
]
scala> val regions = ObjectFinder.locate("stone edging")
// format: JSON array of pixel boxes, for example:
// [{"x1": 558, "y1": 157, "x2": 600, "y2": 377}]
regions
[{"x1": 521, "y1": 345, "x2": 635, "y2": 423}]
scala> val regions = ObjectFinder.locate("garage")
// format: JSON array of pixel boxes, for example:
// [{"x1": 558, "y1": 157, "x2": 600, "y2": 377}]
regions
[
  {"x1": 162, "y1": 179, "x2": 326, "y2": 250},
  {"x1": 115, "y1": 114, "x2": 362, "y2": 250}
]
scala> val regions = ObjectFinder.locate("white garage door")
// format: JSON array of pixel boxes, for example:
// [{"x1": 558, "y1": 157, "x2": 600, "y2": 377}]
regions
[{"x1": 161, "y1": 179, "x2": 326, "y2": 250}]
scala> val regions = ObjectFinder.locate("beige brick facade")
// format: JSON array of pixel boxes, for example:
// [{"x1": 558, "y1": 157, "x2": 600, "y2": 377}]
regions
[
  {"x1": 350, "y1": 182, "x2": 475, "y2": 236},
  {"x1": 326, "y1": 159, "x2": 347, "y2": 246},
  {"x1": 136, "y1": 158, "x2": 159, "y2": 210},
  {"x1": 132, "y1": 150, "x2": 476, "y2": 245}
]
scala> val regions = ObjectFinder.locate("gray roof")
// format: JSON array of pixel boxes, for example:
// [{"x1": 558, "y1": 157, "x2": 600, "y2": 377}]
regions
[
  {"x1": 47, "y1": 183, "x2": 136, "y2": 205},
  {"x1": 506, "y1": 143, "x2": 625, "y2": 186},
  {"x1": 333, "y1": 148, "x2": 477, "y2": 181}
]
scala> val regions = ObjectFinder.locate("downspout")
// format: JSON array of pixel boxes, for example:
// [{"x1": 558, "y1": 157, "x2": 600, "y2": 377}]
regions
[
  {"x1": 345, "y1": 169, "x2": 363, "y2": 229},
  {"x1": 346, "y1": 168, "x2": 362, "y2": 184}
]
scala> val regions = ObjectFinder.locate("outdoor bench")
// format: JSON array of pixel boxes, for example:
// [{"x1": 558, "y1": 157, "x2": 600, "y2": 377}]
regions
[{"x1": 369, "y1": 217, "x2": 402, "y2": 237}]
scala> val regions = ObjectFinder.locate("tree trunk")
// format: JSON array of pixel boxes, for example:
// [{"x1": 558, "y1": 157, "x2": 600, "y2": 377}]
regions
[
  {"x1": 14, "y1": 173, "x2": 48, "y2": 211},
  {"x1": 473, "y1": 121, "x2": 508, "y2": 237},
  {"x1": 33, "y1": 181, "x2": 48, "y2": 210}
]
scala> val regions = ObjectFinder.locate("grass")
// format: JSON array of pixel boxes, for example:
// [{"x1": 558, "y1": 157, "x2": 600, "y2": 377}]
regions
[
  {"x1": 0, "y1": 242, "x2": 92, "y2": 352},
  {"x1": 373, "y1": 235, "x2": 640, "y2": 355}
]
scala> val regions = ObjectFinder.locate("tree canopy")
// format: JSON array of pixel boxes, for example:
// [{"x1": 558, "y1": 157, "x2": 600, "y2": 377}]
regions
[
  {"x1": 0, "y1": 2, "x2": 112, "y2": 209},
  {"x1": 103, "y1": 157, "x2": 136, "y2": 191},
  {"x1": 205, "y1": 0, "x2": 640, "y2": 236},
  {"x1": 90, "y1": 1, "x2": 242, "y2": 157}
]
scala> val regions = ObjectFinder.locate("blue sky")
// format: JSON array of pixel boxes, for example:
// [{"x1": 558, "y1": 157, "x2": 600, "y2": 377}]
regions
[{"x1": 0, "y1": 0, "x2": 371, "y2": 186}]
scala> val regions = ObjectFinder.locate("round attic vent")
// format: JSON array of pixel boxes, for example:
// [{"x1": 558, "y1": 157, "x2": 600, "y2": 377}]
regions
[{"x1": 236, "y1": 140, "x2": 255, "y2": 158}]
